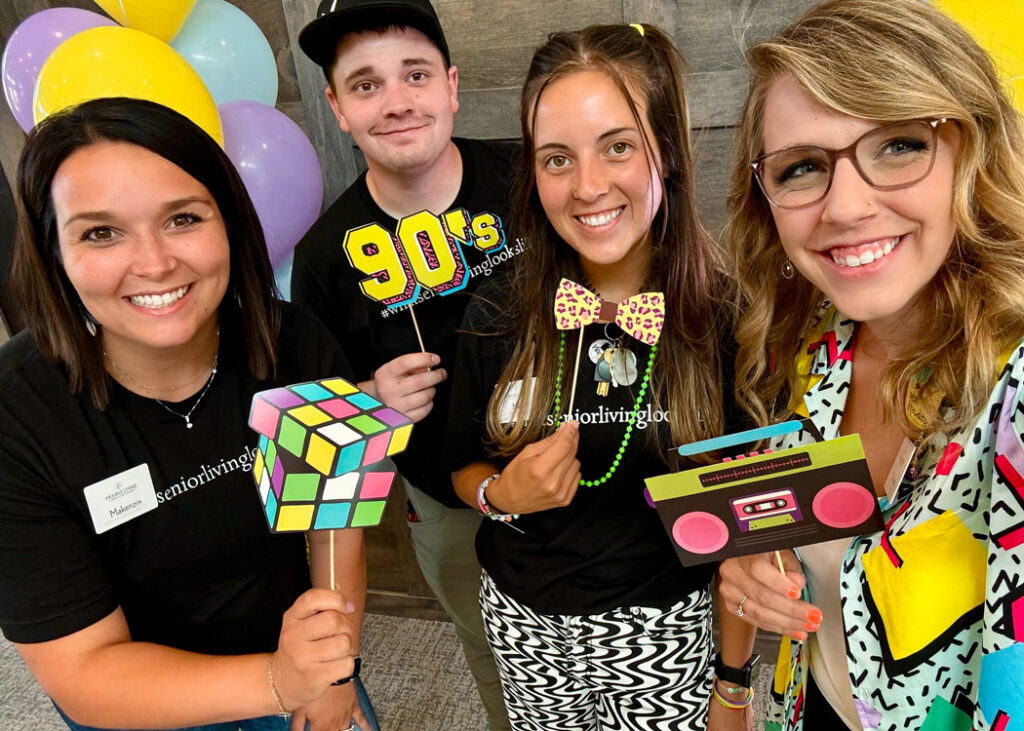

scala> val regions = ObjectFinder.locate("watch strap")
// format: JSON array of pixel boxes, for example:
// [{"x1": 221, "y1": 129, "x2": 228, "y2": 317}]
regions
[
  {"x1": 331, "y1": 656, "x2": 361, "y2": 686},
  {"x1": 713, "y1": 652, "x2": 759, "y2": 688}
]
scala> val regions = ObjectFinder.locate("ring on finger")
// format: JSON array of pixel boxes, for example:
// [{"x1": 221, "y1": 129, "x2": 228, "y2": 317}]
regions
[{"x1": 737, "y1": 595, "x2": 748, "y2": 617}]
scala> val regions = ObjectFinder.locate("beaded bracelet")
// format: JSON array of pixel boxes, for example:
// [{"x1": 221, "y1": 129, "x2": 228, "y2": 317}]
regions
[{"x1": 712, "y1": 679, "x2": 753, "y2": 710}]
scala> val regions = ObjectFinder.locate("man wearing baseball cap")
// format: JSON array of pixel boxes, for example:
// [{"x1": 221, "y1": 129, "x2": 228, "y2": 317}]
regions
[{"x1": 293, "y1": 2, "x2": 516, "y2": 728}]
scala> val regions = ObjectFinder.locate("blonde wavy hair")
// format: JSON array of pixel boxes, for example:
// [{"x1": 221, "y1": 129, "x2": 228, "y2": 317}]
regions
[{"x1": 728, "y1": 0, "x2": 1024, "y2": 441}]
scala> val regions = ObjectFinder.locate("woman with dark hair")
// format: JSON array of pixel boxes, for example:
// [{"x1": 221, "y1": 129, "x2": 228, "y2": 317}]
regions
[
  {"x1": 718, "y1": 1, "x2": 1024, "y2": 728},
  {"x1": 447, "y1": 24, "x2": 744, "y2": 731},
  {"x1": 0, "y1": 97, "x2": 376, "y2": 731}
]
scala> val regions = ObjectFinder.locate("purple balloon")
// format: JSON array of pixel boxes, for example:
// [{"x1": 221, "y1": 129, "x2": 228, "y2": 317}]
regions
[
  {"x1": 2, "y1": 8, "x2": 116, "y2": 132},
  {"x1": 220, "y1": 100, "x2": 324, "y2": 268}
]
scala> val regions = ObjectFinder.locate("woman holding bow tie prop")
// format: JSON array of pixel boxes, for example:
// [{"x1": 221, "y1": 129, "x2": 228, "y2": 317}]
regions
[{"x1": 446, "y1": 22, "x2": 743, "y2": 731}]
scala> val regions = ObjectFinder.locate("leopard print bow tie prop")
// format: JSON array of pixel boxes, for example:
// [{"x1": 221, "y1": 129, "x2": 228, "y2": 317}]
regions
[
  {"x1": 553, "y1": 278, "x2": 665, "y2": 346},
  {"x1": 553, "y1": 278, "x2": 665, "y2": 417}
]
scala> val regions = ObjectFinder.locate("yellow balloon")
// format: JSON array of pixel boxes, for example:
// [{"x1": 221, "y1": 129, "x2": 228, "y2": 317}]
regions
[
  {"x1": 33, "y1": 26, "x2": 223, "y2": 146},
  {"x1": 933, "y1": 0, "x2": 1024, "y2": 113},
  {"x1": 93, "y1": 0, "x2": 197, "y2": 43}
]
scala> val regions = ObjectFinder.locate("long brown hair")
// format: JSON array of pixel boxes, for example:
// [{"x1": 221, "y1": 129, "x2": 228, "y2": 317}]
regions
[
  {"x1": 12, "y1": 98, "x2": 281, "y2": 409},
  {"x1": 728, "y1": 0, "x2": 1024, "y2": 440},
  {"x1": 484, "y1": 23, "x2": 730, "y2": 458}
]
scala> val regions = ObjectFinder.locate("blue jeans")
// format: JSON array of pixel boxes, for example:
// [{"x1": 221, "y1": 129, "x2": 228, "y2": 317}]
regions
[{"x1": 55, "y1": 677, "x2": 379, "y2": 731}]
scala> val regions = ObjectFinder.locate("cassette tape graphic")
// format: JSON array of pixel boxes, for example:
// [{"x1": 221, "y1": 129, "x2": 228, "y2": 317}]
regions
[
  {"x1": 646, "y1": 419, "x2": 883, "y2": 566},
  {"x1": 731, "y1": 488, "x2": 804, "y2": 532}
]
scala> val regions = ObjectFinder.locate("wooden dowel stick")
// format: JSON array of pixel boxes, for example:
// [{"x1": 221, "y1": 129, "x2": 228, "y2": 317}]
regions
[
  {"x1": 330, "y1": 530, "x2": 336, "y2": 590},
  {"x1": 774, "y1": 550, "x2": 786, "y2": 576},
  {"x1": 410, "y1": 307, "x2": 426, "y2": 354},
  {"x1": 565, "y1": 328, "x2": 585, "y2": 419}
]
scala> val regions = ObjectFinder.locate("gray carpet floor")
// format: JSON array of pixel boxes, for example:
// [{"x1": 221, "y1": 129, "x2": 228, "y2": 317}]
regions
[{"x1": 1, "y1": 614, "x2": 776, "y2": 730}]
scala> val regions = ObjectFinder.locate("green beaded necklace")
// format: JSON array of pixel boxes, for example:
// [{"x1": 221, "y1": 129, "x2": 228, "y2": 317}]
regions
[{"x1": 551, "y1": 329, "x2": 657, "y2": 487}]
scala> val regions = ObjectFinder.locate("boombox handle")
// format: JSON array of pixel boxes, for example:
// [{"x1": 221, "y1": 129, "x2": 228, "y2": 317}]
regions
[{"x1": 667, "y1": 417, "x2": 824, "y2": 473}]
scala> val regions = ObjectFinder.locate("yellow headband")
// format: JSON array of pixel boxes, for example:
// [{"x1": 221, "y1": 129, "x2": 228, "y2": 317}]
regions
[{"x1": 630, "y1": 23, "x2": 645, "y2": 36}]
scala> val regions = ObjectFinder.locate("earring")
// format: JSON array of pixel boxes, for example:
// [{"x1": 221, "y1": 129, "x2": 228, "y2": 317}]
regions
[
  {"x1": 781, "y1": 258, "x2": 796, "y2": 280},
  {"x1": 81, "y1": 306, "x2": 99, "y2": 336}
]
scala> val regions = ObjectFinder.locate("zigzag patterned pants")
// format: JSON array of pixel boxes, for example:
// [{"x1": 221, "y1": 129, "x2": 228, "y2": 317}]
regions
[{"x1": 480, "y1": 573, "x2": 713, "y2": 730}]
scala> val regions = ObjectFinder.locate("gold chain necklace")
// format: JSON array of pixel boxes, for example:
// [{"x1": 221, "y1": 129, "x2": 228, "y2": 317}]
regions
[
  {"x1": 104, "y1": 332, "x2": 220, "y2": 429},
  {"x1": 105, "y1": 355, "x2": 216, "y2": 394}
]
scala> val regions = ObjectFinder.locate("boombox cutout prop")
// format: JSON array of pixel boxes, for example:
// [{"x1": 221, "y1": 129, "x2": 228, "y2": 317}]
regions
[{"x1": 645, "y1": 419, "x2": 884, "y2": 566}]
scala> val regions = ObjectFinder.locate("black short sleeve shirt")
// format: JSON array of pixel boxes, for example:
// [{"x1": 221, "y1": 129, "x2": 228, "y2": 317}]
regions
[{"x1": 0, "y1": 304, "x2": 352, "y2": 652}]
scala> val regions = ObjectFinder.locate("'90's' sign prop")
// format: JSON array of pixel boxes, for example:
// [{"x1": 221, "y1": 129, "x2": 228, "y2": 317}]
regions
[{"x1": 344, "y1": 208, "x2": 505, "y2": 308}]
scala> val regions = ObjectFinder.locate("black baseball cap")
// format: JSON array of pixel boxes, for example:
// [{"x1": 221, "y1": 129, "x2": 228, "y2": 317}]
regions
[{"x1": 299, "y1": 0, "x2": 451, "y2": 71}]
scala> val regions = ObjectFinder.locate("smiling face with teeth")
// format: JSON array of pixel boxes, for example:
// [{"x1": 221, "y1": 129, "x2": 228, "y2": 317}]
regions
[
  {"x1": 761, "y1": 76, "x2": 961, "y2": 330},
  {"x1": 52, "y1": 141, "x2": 230, "y2": 358},
  {"x1": 531, "y1": 70, "x2": 663, "y2": 290}
]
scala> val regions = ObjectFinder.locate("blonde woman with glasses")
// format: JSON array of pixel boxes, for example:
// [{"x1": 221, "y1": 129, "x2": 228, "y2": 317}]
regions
[{"x1": 717, "y1": 1, "x2": 1024, "y2": 729}]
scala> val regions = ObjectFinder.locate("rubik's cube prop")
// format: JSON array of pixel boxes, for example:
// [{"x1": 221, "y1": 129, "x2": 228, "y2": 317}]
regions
[{"x1": 248, "y1": 377, "x2": 413, "y2": 532}]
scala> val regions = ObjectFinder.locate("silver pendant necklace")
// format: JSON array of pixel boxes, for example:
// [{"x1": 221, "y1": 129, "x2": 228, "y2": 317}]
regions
[
  {"x1": 104, "y1": 330, "x2": 219, "y2": 429},
  {"x1": 153, "y1": 357, "x2": 218, "y2": 429}
]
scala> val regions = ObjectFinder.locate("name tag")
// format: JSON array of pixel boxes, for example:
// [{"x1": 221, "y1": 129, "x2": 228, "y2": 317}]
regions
[
  {"x1": 498, "y1": 378, "x2": 536, "y2": 424},
  {"x1": 882, "y1": 437, "x2": 917, "y2": 501},
  {"x1": 83, "y1": 464, "x2": 159, "y2": 534}
]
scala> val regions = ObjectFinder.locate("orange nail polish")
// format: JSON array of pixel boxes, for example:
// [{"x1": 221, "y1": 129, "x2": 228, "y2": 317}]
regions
[
  {"x1": 787, "y1": 586, "x2": 800, "y2": 599},
  {"x1": 805, "y1": 621, "x2": 820, "y2": 631},
  {"x1": 794, "y1": 631, "x2": 807, "y2": 641},
  {"x1": 808, "y1": 609, "x2": 823, "y2": 623}
]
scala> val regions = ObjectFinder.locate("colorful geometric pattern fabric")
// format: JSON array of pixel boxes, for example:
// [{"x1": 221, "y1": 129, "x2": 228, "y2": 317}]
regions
[
  {"x1": 553, "y1": 278, "x2": 665, "y2": 345},
  {"x1": 765, "y1": 306, "x2": 1024, "y2": 731},
  {"x1": 480, "y1": 572, "x2": 713, "y2": 730},
  {"x1": 248, "y1": 378, "x2": 413, "y2": 532}
]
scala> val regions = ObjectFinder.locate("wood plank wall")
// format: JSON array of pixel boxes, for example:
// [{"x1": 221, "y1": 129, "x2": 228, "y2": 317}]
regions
[
  {"x1": 0, "y1": 0, "x2": 820, "y2": 615},
  {"x1": 0, "y1": 0, "x2": 823, "y2": 229}
]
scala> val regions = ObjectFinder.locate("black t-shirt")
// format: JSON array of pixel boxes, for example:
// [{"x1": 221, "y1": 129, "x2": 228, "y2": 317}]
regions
[
  {"x1": 447, "y1": 283, "x2": 730, "y2": 615},
  {"x1": 0, "y1": 304, "x2": 352, "y2": 652},
  {"x1": 292, "y1": 138, "x2": 519, "y2": 507}
]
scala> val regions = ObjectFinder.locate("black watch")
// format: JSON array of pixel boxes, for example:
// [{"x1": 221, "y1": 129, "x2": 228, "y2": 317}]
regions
[
  {"x1": 332, "y1": 656, "x2": 362, "y2": 686},
  {"x1": 713, "y1": 652, "x2": 759, "y2": 688}
]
